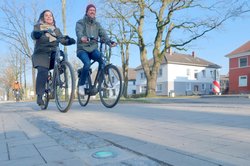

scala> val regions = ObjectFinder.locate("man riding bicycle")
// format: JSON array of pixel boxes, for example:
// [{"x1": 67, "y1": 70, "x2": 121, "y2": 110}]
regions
[
  {"x1": 75, "y1": 4, "x2": 116, "y2": 96},
  {"x1": 12, "y1": 81, "x2": 21, "y2": 100},
  {"x1": 12, "y1": 81, "x2": 21, "y2": 91}
]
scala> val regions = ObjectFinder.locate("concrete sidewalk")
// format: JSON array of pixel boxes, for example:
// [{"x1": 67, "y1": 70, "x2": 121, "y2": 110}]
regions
[
  {"x1": 0, "y1": 109, "x2": 87, "y2": 166},
  {"x1": 0, "y1": 103, "x2": 164, "y2": 166}
]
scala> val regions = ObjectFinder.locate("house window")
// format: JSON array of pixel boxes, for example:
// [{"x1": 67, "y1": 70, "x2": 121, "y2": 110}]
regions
[
  {"x1": 239, "y1": 57, "x2": 247, "y2": 68},
  {"x1": 186, "y1": 83, "x2": 191, "y2": 91},
  {"x1": 156, "y1": 84, "x2": 162, "y2": 92},
  {"x1": 141, "y1": 86, "x2": 147, "y2": 93},
  {"x1": 186, "y1": 69, "x2": 190, "y2": 76},
  {"x1": 202, "y1": 70, "x2": 206, "y2": 77},
  {"x1": 202, "y1": 84, "x2": 206, "y2": 90},
  {"x1": 209, "y1": 84, "x2": 213, "y2": 90},
  {"x1": 140, "y1": 72, "x2": 145, "y2": 79},
  {"x1": 239, "y1": 75, "x2": 247, "y2": 87},
  {"x1": 210, "y1": 70, "x2": 219, "y2": 80},
  {"x1": 210, "y1": 70, "x2": 214, "y2": 78},
  {"x1": 158, "y1": 68, "x2": 162, "y2": 77},
  {"x1": 133, "y1": 80, "x2": 136, "y2": 85},
  {"x1": 194, "y1": 85, "x2": 199, "y2": 92},
  {"x1": 194, "y1": 70, "x2": 198, "y2": 79}
]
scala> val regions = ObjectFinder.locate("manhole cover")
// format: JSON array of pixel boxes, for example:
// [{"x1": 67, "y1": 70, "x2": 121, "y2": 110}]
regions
[{"x1": 92, "y1": 151, "x2": 117, "y2": 159}]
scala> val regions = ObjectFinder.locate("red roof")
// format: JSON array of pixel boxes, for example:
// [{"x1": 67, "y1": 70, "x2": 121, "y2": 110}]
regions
[{"x1": 226, "y1": 40, "x2": 250, "y2": 56}]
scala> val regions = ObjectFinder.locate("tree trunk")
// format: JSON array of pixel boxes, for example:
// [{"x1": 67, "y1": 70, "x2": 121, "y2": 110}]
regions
[
  {"x1": 61, "y1": 0, "x2": 67, "y2": 56},
  {"x1": 32, "y1": 67, "x2": 36, "y2": 96}
]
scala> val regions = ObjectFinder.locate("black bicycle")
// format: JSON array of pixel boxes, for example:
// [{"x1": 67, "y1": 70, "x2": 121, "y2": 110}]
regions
[
  {"x1": 40, "y1": 30, "x2": 75, "y2": 112},
  {"x1": 77, "y1": 38, "x2": 122, "y2": 108},
  {"x1": 13, "y1": 89, "x2": 21, "y2": 102}
]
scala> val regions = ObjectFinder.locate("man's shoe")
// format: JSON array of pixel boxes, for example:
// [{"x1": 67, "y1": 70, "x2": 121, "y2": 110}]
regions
[
  {"x1": 78, "y1": 85, "x2": 85, "y2": 96},
  {"x1": 37, "y1": 95, "x2": 44, "y2": 106}
]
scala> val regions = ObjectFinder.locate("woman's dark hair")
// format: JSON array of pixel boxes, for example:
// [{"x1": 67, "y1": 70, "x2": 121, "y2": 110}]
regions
[{"x1": 37, "y1": 10, "x2": 56, "y2": 26}]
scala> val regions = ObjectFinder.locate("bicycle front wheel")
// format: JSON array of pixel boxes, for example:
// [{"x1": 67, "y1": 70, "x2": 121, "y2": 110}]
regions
[
  {"x1": 55, "y1": 61, "x2": 75, "y2": 112},
  {"x1": 99, "y1": 65, "x2": 122, "y2": 108},
  {"x1": 77, "y1": 75, "x2": 91, "y2": 107}
]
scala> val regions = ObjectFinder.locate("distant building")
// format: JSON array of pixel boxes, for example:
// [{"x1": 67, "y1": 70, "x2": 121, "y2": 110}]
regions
[
  {"x1": 220, "y1": 74, "x2": 229, "y2": 94},
  {"x1": 135, "y1": 51, "x2": 221, "y2": 96},
  {"x1": 117, "y1": 67, "x2": 136, "y2": 96},
  {"x1": 126, "y1": 68, "x2": 136, "y2": 96},
  {"x1": 225, "y1": 41, "x2": 250, "y2": 94}
]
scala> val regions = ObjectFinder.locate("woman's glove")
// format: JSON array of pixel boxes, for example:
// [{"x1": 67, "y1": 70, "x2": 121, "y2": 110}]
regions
[
  {"x1": 33, "y1": 31, "x2": 43, "y2": 39},
  {"x1": 64, "y1": 36, "x2": 76, "y2": 45}
]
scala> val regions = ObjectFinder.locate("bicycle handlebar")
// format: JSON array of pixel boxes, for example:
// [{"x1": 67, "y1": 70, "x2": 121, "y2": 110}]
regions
[
  {"x1": 41, "y1": 29, "x2": 75, "y2": 45},
  {"x1": 41, "y1": 29, "x2": 63, "y2": 40},
  {"x1": 87, "y1": 36, "x2": 116, "y2": 46}
]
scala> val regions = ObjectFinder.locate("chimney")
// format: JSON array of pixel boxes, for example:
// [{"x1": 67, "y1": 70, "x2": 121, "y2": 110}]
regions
[{"x1": 192, "y1": 51, "x2": 196, "y2": 58}]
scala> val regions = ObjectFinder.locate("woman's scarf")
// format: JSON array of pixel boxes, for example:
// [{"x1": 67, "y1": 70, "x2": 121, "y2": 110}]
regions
[{"x1": 40, "y1": 24, "x2": 57, "y2": 42}]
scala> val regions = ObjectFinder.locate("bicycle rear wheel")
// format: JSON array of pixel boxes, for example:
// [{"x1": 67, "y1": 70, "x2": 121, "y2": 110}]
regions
[
  {"x1": 77, "y1": 75, "x2": 91, "y2": 107},
  {"x1": 55, "y1": 61, "x2": 75, "y2": 112},
  {"x1": 99, "y1": 64, "x2": 122, "y2": 108},
  {"x1": 40, "y1": 81, "x2": 49, "y2": 110}
]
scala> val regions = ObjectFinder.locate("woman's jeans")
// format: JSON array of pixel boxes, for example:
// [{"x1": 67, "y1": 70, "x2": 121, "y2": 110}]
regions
[{"x1": 77, "y1": 49, "x2": 103, "y2": 86}]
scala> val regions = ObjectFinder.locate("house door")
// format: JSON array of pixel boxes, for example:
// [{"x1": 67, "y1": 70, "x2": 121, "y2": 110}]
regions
[{"x1": 194, "y1": 85, "x2": 199, "y2": 92}]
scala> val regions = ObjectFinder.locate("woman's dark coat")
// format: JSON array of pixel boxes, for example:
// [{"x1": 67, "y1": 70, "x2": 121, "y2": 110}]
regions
[{"x1": 31, "y1": 24, "x2": 68, "y2": 68}]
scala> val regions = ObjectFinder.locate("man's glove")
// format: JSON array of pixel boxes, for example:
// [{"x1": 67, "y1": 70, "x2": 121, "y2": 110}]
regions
[
  {"x1": 33, "y1": 31, "x2": 43, "y2": 39},
  {"x1": 65, "y1": 35, "x2": 76, "y2": 45},
  {"x1": 69, "y1": 38, "x2": 76, "y2": 45}
]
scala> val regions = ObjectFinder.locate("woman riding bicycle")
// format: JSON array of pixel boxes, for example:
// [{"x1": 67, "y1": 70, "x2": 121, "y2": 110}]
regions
[
  {"x1": 75, "y1": 4, "x2": 116, "y2": 96},
  {"x1": 31, "y1": 10, "x2": 75, "y2": 106}
]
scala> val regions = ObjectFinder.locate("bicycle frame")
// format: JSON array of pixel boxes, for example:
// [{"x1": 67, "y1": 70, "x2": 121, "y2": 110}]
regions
[
  {"x1": 85, "y1": 52, "x2": 106, "y2": 96},
  {"x1": 46, "y1": 44, "x2": 65, "y2": 98},
  {"x1": 53, "y1": 48, "x2": 63, "y2": 88}
]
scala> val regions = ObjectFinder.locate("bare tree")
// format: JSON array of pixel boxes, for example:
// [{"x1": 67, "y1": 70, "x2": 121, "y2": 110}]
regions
[
  {"x1": 0, "y1": 1, "x2": 38, "y2": 96},
  {"x1": 104, "y1": 0, "x2": 250, "y2": 97},
  {"x1": 102, "y1": 1, "x2": 136, "y2": 98},
  {"x1": 8, "y1": 47, "x2": 25, "y2": 82},
  {"x1": 0, "y1": 64, "x2": 16, "y2": 100}
]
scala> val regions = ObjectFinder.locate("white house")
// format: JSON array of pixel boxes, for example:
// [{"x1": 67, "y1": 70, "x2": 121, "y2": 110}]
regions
[
  {"x1": 117, "y1": 67, "x2": 136, "y2": 96},
  {"x1": 135, "y1": 51, "x2": 221, "y2": 96},
  {"x1": 123, "y1": 68, "x2": 137, "y2": 96}
]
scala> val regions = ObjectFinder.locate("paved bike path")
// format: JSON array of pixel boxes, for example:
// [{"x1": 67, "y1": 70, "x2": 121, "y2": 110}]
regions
[{"x1": 1, "y1": 100, "x2": 250, "y2": 166}]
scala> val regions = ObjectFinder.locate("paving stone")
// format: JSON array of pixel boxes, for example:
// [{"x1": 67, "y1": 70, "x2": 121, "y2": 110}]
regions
[
  {"x1": 9, "y1": 144, "x2": 40, "y2": 160},
  {"x1": 201, "y1": 150, "x2": 250, "y2": 166},
  {"x1": 0, "y1": 152, "x2": 9, "y2": 161},
  {"x1": 5, "y1": 131, "x2": 27, "y2": 140},
  {"x1": 0, "y1": 142, "x2": 7, "y2": 153},
  {"x1": 37, "y1": 145, "x2": 75, "y2": 162},
  {"x1": 33, "y1": 140, "x2": 58, "y2": 149},
  {"x1": 0, "y1": 155, "x2": 45, "y2": 166},
  {"x1": 43, "y1": 158, "x2": 88, "y2": 166},
  {"x1": 0, "y1": 132, "x2": 5, "y2": 140},
  {"x1": 120, "y1": 157, "x2": 165, "y2": 166}
]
